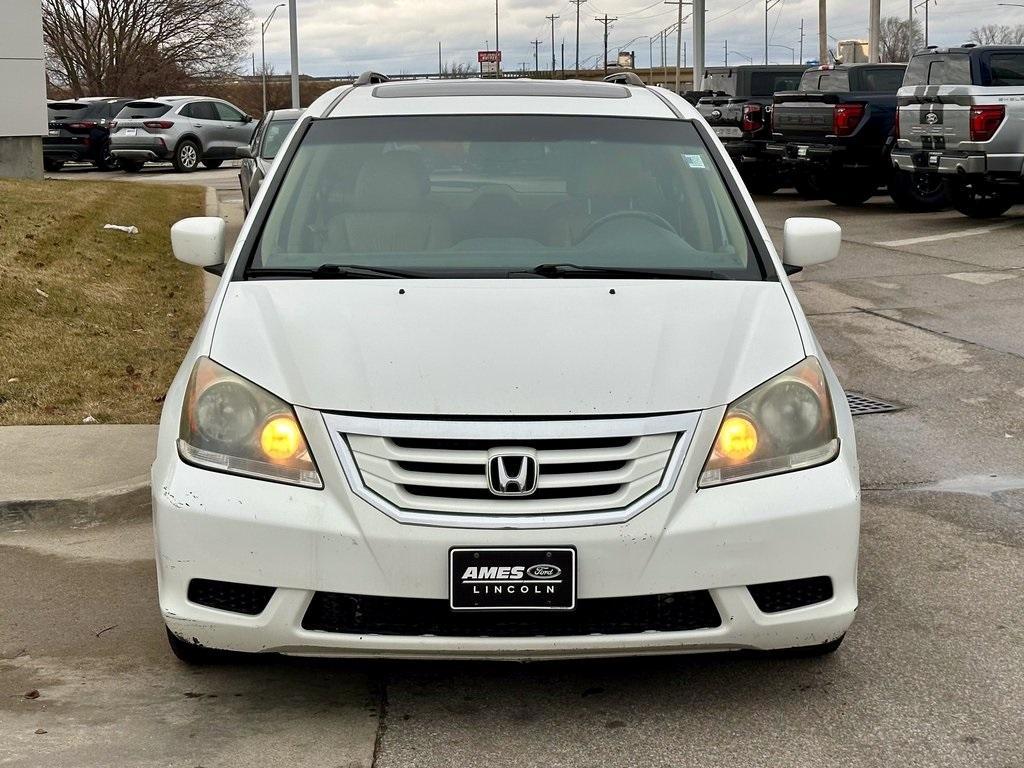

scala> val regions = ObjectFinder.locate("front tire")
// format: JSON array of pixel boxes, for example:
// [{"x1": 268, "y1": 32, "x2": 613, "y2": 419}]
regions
[
  {"x1": 173, "y1": 140, "x2": 200, "y2": 173},
  {"x1": 793, "y1": 171, "x2": 824, "y2": 199},
  {"x1": 888, "y1": 170, "x2": 949, "y2": 212},
  {"x1": 947, "y1": 179, "x2": 1015, "y2": 219},
  {"x1": 202, "y1": 159, "x2": 223, "y2": 169},
  {"x1": 742, "y1": 167, "x2": 782, "y2": 196}
]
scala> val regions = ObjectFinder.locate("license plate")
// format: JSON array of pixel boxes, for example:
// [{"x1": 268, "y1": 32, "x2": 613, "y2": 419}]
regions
[
  {"x1": 797, "y1": 145, "x2": 809, "y2": 158},
  {"x1": 449, "y1": 547, "x2": 576, "y2": 611},
  {"x1": 929, "y1": 153, "x2": 941, "y2": 166},
  {"x1": 713, "y1": 126, "x2": 742, "y2": 138},
  {"x1": 124, "y1": 128, "x2": 137, "y2": 136},
  {"x1": 48, "y1": 129, "x2": 59, "y2": 136}
]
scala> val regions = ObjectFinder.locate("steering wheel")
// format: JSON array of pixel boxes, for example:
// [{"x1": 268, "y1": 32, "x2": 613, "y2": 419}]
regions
[{"x1": 576, "y1": 210, "x2": 678, "y2": 244}]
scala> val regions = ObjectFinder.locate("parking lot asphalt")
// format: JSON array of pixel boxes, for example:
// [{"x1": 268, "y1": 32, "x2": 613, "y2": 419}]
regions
[{"x1": 2, "y1": 184, "x2": 1022, "y2": 767}]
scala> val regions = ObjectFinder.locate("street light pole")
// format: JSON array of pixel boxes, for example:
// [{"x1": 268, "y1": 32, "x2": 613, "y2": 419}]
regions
[
  {"x1": 261, "y1": 3, "x2": 284, "y2": 114},
  {"x1": 770, "y1": 43, "x2": 795, "y2": 63},
  {"x1": 287, "y1": 0, "x2": 299, "y2": 108}
]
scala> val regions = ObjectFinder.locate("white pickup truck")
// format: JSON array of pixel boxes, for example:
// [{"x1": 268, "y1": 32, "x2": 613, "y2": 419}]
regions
[{"x1": 892, "y1": 45, "x2": 1024, "y2": 218}]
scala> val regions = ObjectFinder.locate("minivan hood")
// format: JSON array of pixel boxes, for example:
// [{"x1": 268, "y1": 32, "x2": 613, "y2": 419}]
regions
[{"x1": 210, "y1": 280, "x2": 804, "y2": 416}]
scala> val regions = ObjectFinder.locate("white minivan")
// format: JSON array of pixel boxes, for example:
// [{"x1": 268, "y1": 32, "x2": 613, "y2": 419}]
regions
[{"x1": 156, "y1": 75, "x2": 859, "y2": 663}]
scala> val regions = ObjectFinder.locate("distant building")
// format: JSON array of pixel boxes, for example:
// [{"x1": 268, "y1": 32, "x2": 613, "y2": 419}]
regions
[
  {"x1": 617, "y1": 51, "x2": 635, "y2": 69},
  {"x1": 837, "y1": 40, "x2": 869, "y2": 64},
  {"x1": 0, "y1": 0, "x2": 46, "y2": 179}
]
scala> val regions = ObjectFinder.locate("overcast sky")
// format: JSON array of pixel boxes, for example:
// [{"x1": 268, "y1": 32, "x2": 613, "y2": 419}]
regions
[{"x1": 251, "y1": 0, "x2": 1024, "y2": 76}]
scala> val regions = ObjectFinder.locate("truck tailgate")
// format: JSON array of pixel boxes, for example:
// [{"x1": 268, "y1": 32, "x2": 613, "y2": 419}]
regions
[{"x1": 771, "y1": 91, "x2": 838, "y2": 142}]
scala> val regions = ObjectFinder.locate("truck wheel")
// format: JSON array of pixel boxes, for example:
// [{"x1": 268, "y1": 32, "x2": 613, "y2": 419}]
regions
[
  {"x1": 888, "y1": 170, "x2": 949, "y2": 212},
  {"x1": 947, "y1": 179, "x2": 1014, "y2": 219},
  {"x1": 202, "y1": 159, "x2": 223, "y2": 170},
  {"x1": 793, "y1": 172, "x2": 823, "y2": 199},
  {"x1": 43, "y1": 158, "x2": 64, "y2": 172},
  {"x1": 825, "y1": 171, "x2": 878, "y2": 206},
  {"x1": 119, "y1": 159, "x2": 143, "y2": 173},
  {"x1": 742, "y1": 168, "x2": 782, "y2": 195},
  {"x1": 173, "y1": 140, "x2": 200, "y2": 173}
]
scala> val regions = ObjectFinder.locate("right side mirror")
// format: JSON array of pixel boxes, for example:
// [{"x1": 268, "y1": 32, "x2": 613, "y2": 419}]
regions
[
  {"x1": 782, "y1": 217, "x2": 841, "y2": 274},
  {"x1": 171, "y1": 217, "x2": 225, "y2": 268}
]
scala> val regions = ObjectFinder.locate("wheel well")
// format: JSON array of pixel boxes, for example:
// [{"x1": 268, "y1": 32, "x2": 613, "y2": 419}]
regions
[{"x1": 174, "y1": 134, "x2": 204, "y2": 156}]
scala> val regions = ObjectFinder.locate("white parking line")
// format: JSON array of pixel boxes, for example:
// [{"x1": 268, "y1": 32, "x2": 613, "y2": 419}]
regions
[{"x1": 876, "y1": 222, "x2": 1020, "y2": 248}]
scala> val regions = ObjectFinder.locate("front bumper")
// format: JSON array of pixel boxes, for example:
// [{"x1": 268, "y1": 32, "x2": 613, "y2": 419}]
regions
[
  {"x1": 891, "y1": 149, "x2": 1024, "y2": 178},
  {"x1": 154, "y1": 405, "x2": 860, "y2": 660}
]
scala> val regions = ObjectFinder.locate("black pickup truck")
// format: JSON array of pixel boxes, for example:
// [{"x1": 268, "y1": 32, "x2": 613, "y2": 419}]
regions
[
  {"x1": 766, "y1": 63, "x2": 947, "y2": 210},
  {"x1": 696, "y1": 65, "x2": 809, "y2": 193}
]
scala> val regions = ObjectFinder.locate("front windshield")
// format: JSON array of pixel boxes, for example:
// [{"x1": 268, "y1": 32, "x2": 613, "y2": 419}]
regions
[{"x1": 252, "y1": 115, "x2": 761, "y2": 279}]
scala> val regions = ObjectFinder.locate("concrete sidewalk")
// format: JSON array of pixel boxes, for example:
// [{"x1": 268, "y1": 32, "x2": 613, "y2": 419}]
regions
[{"x1": 0, "y1": 424, "x2": 156, "y2": 524}]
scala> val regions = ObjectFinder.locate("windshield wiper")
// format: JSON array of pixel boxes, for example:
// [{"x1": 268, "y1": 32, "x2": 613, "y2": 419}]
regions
[
  {"x1": 247, "y1": 264, "x2": 425, "y2": 279},
  {"x1": 525, "y1": 263, "x2": 733, "y2": 280}
]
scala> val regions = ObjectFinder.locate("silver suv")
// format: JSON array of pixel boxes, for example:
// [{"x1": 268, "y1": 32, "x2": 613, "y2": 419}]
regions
[
  {"x1": 110, "y1": 96, "x2": 256, "y2": 173},
  {"x1": 892, "y1": 45, "x2": 1024, "y2": 218}
]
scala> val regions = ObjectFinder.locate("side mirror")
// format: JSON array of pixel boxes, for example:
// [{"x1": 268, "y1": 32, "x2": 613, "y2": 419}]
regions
[
  {"x1": 171, "y1": 217, "x2": 225, "y2": 268},
  {"x1": 782, "y1": 217, "x2": 841, "y2": 273},
  {"x1": 242, "y1": 114, "x2": 253, "y2": 123},
  {"x1": 235, "y1": 145, "x2": 253, "y2": 158}
]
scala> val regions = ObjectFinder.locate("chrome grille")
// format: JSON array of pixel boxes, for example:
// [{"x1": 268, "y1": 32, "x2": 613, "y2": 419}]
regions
[{"x1": 323, "y1": 412, "x2": 700, "y2": 529}]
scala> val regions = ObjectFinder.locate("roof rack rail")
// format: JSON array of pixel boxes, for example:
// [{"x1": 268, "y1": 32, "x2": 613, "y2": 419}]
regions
[
  {"x1": 353, "y1": 71, "x2": 390, "y2": 86},
  {"x1": 603, "y1": 72, "x2": 646, "y2": 87}
]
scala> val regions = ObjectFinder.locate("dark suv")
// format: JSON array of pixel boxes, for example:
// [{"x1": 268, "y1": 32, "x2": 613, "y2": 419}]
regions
[{"x1": 44, "y1": 98, "x2": 134, "y2": 171}]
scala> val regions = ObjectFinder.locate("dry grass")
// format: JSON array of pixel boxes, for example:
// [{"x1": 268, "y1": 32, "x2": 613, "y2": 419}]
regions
[{"x1": 0, "y1": 178, "x2": 206, "y2": 425}]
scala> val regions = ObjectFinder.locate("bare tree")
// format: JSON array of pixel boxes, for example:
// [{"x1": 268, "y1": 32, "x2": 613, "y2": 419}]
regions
[
  {"x1": 877, "y1": 15, "x2": 924, "y2": 63},
  {"x1": 43, "y1": 0, "x2": 253, "y2": 96},
  {"x1": 440, "y1": 62, "x2": 475, "y2": 78},
  {"x1": 970, "y1": 24, "x2": 1024, "y2": 45}
]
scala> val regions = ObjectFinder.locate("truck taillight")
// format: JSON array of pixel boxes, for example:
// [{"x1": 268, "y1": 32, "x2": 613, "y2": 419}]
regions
[
  {"x1": 969, "y1": 105, "x2": 1004, "y2": 142},
  {"x1": 741, "y1": 103, "x2": 763, "y2": 132},
  {"x1": 67, "y1": 120, "x2": 97, "y2": 131},
  {"x1": 144, "y1": 120, "x2": 175, "y2": 131},
  {"x1": 833, "y1": 103, "x2": 865, "y2": 137}
]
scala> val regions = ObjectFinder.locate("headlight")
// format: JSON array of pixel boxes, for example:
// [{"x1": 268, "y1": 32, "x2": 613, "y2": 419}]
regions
[
  {"x1": 178, "y1": 357, "x2": 322, "y2": 488},
  {"x1": 699, "y1": 356, "x2": 839, "y2": 487}
]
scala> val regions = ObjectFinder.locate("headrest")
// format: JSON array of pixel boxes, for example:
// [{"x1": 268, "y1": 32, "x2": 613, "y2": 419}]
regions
[{"x1": 352, "y1": 151, "x2": 429, "y2": 210}]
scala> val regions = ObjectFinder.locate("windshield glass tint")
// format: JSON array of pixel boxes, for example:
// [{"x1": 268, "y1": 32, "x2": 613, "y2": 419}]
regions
[
  {"x1": 749, "y1": 72, "x2": 803, "y2": 97},
  {"x1": 987, "y1": 53, "x2": 1024, "y2": 86},
  {"x1": 116, "y1": 102, "x2": 171, "y2": 119},
  {"x1": 252, "y1": 115, "x2": 760, "y2": 279},
  {"x1": 857, "y1": 67, "x2": 906, "y2": 92},
  {"x1": 261, "y1": 119, "x2": 297, "y2": 159},
  {"x1": 47, "y1": 102, "x2": 88, "y2": 120},
  {"x1": 905, "y1": 55, "x2": 971, "y2": 86}
]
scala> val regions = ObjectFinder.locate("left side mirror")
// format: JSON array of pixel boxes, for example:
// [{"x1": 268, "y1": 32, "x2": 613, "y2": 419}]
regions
[
  {"x1": 782, "y1": 217, "x2": 841, "y2": 273},
  {"x1": 171, "y1": 217, "x2": 225, "y2": 268},
  {"x1": 242, "y1": 114, "x2": 252, "y2": 123}
]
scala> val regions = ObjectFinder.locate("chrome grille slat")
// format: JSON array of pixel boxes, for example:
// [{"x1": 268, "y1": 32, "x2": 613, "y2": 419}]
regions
[{"x1": 323, "y1": 412, "x2": 701, "y2": 529}]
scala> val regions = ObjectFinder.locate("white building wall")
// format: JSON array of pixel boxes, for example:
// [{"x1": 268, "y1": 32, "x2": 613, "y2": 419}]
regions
[{"x1": 0, "y1": 0, "x2": 47, "y2": 138}]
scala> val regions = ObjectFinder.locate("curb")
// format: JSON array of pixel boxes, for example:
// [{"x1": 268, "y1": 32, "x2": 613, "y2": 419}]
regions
[{"x1": 0, "y1": 481, "x2": 152, "y2": 530}]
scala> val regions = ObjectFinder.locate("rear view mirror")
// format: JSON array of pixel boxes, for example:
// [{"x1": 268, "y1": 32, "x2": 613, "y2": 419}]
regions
[
  {"x1": 782, "y1": 217, "x2": 841, "y2": 273},
  {"x1": 171, "y1": 217, "x2": 225, "y2": 268}
]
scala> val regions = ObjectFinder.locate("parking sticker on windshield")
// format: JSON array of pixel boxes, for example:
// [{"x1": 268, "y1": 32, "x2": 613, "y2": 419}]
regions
[{"x1": 683, "y1": 153, "x2": 706, "y2": 169}]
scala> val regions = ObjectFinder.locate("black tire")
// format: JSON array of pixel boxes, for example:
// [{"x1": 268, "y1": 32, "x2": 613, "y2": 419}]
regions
[
  {"x1": 43, "y1": 158, "x2": 64, "y2": 172},
  {"x1": 119, "y1": 159, "x2": 144, "y2": 173},
  {"x1": 202, "y1": 159, "x2": 223, "y2": 170},
  {"x1": 824, "y1": 171, "x2": 879, "y2": 207},
  {"x1": 742, "y1": 168, "x2": 782, "y2": 195},
  {"x1": 946, "y1": 178, "x2": 1015, "y2": 219},
  {"x1": 888, "y1": 170, "x2": 949, "y2": 212},
  {"x1": 165, "y1": 627, "x2": 246, "y2": 665},
  {"x1": 793, "y1": 172, "x2": 824, "y2": 199},
  {"x1": 173, "y1": 139, "x2": 201, "y2": 173}
]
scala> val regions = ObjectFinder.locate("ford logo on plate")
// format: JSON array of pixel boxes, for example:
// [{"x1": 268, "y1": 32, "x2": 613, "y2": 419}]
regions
[
  {"x1": 711, "y1": 109, "x2": 722, "y2": 119},
  {"x1": 526, "y1": 564, "x2": 562, "y2": 579}
]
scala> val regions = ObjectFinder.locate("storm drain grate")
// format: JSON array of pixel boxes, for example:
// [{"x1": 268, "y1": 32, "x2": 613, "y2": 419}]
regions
[{"x1": 846, "y1": 392, "x2": 902, "y2": 416}]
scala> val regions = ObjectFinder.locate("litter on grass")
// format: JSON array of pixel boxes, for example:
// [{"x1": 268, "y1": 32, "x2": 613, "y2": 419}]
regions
[{"x1": 103, "y1": 224, "x2": 139, "y2": 234}]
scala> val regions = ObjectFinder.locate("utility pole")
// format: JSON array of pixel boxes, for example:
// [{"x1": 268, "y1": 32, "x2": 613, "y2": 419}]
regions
[
  {"x1": 438, "y1": 41, "x2": 442, "y2": 76},
  {"x1": 261, "y1": 3, "x2": 284, "y2": 114},
  {"x1": 724, "y1": 39, "x2": 728, "y2": 66},
  {"x1": 798, "y1": 18, "x2": 804, "y2": 63},
  {"x1": 570, "y1": 0, "x2": 586, "y2": 72},
  {"x1": 287, "y1": 0, "x2": 299, "y2": 108},
  {"x1": 693, "y1": 0, "x2": 705, "y2": 91},
  {"x1": 818, "y1": 0, "x2": 827, "y2": 64},
  {"x1": 869, "y1": 0, "x2": 880, "y2": 61},
  {"x1": 532, "y1": 39, "x2": 542, "y2": 73},
  {"x1": 765, "y1": 0, "x2": 783, "y2": 65},
  {"x1": 915, "y1": 0, "x2": 933, "y2": 47},
  {"x1": 908, "y1": 0, "x2": 914, "y2": 61},
  {"x1": 596, "y1": 14, "x2": 617, "y2": 73},
  {"x1": 561, "y1": 39, "x2": 565, "y2": 77},
  {"x1": 495, "y1": 0, "x2": 500, "y2": 75},
  {"x1": 547, "y1": 14, "x2": 560, "y2": 73},
  {"x1": 664, "y1": 1, "x2": 690, "y2": 93}
]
